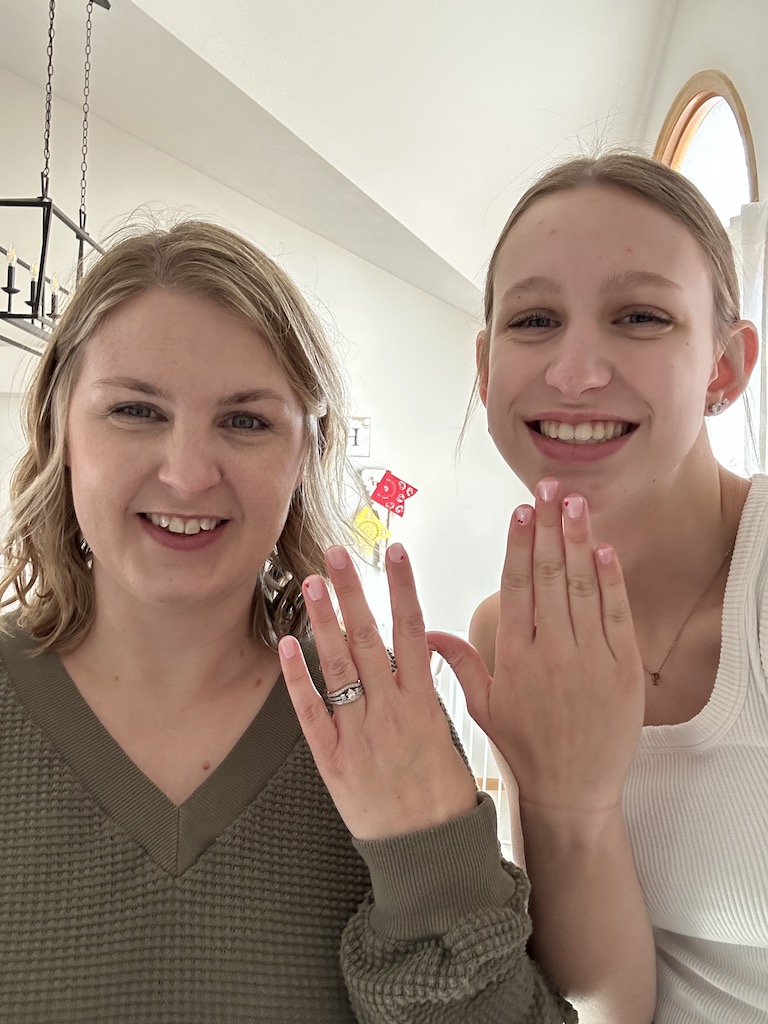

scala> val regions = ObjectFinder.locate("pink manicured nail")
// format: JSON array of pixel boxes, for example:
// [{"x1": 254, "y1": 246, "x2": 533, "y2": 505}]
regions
[
  {"x1": 325, "y1": 546, "x2": 348, "y2": 570},
  {"x1": 304, "y1": 576, "x2": 326, "y2": 601},
  {"x1": 563, "y1": 495, "x2": 585, "y2": 519},
  {"x1": 387, "y1": 542, "x2": 406, "y2": 563},
  {"x1": 513, "y1": 504, "x2": 533, "y2": 526},
  {"x1": 535, "y1": 478, "x2": 558, "y2": 502},
  {"x1": 279, "y1": 636, "x2": 300, "y2": 658},
  {"x1": 596, "y1": 545, "x2": 614, "y2": 565}
]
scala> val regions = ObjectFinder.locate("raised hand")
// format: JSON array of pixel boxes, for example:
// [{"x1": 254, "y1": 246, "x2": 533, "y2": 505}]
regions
[
  {"x1": 278, "y1": 542, "x2": 477, "y2": 841},
  {"x1": 429, "y1": 478, "x2": 645, "y2": 817}
]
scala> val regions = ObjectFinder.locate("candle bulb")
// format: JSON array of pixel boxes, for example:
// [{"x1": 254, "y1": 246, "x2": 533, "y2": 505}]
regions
[
  {"x1": 28, "y1": 262, "x2": 39, "y2": 310},
  {"x1": 49, "y1": 275, "x2": 59, "y2": 318},
  {"x1": 5, "y1": 245, "x2": 17, "y2": 292}
]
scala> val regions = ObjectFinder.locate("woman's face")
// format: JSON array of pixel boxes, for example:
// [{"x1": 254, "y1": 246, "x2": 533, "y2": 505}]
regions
[
  {"x1": 480, "y1": 184, "x2": 727, "y2": 511},
  {"x1": 66, "y1": 287, "x2": 307, "y2": 616}
]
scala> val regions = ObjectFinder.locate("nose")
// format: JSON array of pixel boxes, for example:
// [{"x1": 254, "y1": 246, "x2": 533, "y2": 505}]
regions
[
  {"x1": 544, "y1": 327, "x2": 613, "y2": 398},
  {"x1": 157, "y1": 424, "x2": 223, "y2": 498}
]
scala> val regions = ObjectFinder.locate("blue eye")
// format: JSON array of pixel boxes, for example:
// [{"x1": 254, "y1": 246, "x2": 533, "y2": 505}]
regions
[
  {"x1": 509, "y1": 313, "x2": 557, "y2": 330},
  {"x1": 621, "y1": 310, "x2": 672, "y2": 326},
  {"x1": 226, "y1": 413, "x2": 268, "y2": 431},
  {"x1": 111, "y1": 403, "x2": 158, "y2": 419}
]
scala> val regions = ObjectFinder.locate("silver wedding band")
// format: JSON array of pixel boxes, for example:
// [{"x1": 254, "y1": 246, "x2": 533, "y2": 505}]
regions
[{"x1": 326, "y1": 681, "x2": 365, "y2": 706}]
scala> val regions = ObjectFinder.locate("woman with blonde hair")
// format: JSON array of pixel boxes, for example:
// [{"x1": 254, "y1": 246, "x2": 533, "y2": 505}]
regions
[
  {"x1": 0, "y1": 219, "x2": 574, "y2": 1023},
  {"x1": 432, "y1": 151, "x2": 766, "y2": 1024}
]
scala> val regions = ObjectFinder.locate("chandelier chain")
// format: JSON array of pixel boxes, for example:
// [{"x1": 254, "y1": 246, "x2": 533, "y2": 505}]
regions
[
  {"x1": 42, "y1": 0, "x2": 56, "y2": 197},
  {"x1": 80, "y1": 1, "x2": 94, "y2": 222}
]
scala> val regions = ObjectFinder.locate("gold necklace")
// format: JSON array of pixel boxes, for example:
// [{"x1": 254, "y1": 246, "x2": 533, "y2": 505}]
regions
[{"x1": 642, "y1": 546, "x2": 733, "y2": 685}]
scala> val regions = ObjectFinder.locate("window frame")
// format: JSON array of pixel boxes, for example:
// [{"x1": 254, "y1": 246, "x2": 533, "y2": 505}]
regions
[{"x1": 654, "y1": 69, "x2": 759, "y2": 203}]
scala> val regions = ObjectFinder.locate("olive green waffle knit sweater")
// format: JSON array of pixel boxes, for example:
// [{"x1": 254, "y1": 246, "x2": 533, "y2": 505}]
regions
[{"x1": 0, "y1": 623, "x2": 575, "y2": 1023}]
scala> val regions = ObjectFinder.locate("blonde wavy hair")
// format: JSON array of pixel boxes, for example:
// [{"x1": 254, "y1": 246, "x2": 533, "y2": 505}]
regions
[{"x1": 0, "y1": 220, "x2": 352, "y2": 651}]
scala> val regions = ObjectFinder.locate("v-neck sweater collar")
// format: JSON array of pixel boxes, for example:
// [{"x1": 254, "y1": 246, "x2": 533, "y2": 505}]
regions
[{"x1": 1, "y1": 623, "x2": 305, "y2": 875}]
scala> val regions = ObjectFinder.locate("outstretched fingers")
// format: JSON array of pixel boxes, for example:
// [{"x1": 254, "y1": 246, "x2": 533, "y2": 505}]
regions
[
  {"x1": 318, "y1": 546, "x2": 392, "y2": 708},
  {"x1": 496, "y1": 502, "x2": 536, "y2": 667},
  {"x1": 530, "y1": 478, "x2": 574, "y2": 640},
  {"x1": 561, "y1": 492, "x2": 603, "y2": 642},
  {"x1": 594, "y1": 544, "x2": 640, "y2": 667},
  {"x1": 279, "y1": 634, "x2": 340, "y2": 764},
  {"x1": 386, "y1": 543, "x2": 434, "y2": 695}
]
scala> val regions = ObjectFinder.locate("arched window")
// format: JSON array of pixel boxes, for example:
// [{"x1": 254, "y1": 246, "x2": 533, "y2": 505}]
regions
[{"x1": 655, "y1": 70, "x2": 758, "y2": 227}]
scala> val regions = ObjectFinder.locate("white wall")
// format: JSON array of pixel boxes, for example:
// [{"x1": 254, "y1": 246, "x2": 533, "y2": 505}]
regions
[
  {"x1": 644, "y1": 0, "x2": 768, "y2": 195},
  {"x1": 1, "y1": 66, "x2": 527, "y2": 637}
]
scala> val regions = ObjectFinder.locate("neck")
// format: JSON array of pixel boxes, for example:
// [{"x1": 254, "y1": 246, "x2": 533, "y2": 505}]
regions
[
  {"x1": 66, "y1": 581, "x2": 277, "y2": 705},
  {"x1": 589, "y1": 455, "x2": 747, "y2": 615}
]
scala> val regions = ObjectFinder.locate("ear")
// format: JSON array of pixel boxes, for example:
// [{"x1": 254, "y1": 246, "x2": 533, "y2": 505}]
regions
[
  {"x1": 707, "y1": 319, "x2": 760, "y2": 408},
  {"x1": 476, "y1": 331, "x2": 489, "y2": 407}
]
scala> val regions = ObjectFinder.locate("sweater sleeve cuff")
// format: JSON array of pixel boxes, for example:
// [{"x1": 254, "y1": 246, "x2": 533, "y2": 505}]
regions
[{"x1": 352, "y1": 792, "x2": 527, "y2": 941}]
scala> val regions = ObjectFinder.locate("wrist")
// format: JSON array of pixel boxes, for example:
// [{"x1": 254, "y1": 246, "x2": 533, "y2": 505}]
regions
[
  {"x1": 354, "y1": 793, "x2": 521, "y2": 940},
  {"x1": 519, "y1": 799, "x2": 628, "y2": 851}
]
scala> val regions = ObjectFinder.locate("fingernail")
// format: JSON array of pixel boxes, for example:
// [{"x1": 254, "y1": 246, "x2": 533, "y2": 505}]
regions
[
  {"x1": 535, "y1": 478, "x2": 558, "y2": 502},
  {"x1": 304, "y1": 576, "x2": 326, "y2": 601},
  {"x1": 279, "y1": 636, "x2": 300, "y2": 658},
  {"x1": 563, "y1": 494, "x2": 585, "y2": 519},
  {"x1": 325, "y1": 546, "x2": 348, "y2": 570},
  {"x1": 513, "y1": 504, "x2": 533, "y2": 526},
  {"x1": 387, "y1": 542, "x2": 405, "y2": 563},
  {"x1": 596, "y1": 545, "x2": 614, "y2": 565}
]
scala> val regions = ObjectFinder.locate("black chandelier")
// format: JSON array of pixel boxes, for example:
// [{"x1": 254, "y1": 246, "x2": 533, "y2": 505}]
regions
[{"x1": 0, "y1": 0, "x2": 110, "y2": 356}]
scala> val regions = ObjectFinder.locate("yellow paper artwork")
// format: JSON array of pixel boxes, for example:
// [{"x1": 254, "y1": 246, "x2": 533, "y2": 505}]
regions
[{"x1": 354, "y1": 506, "x2": 390, "y2": 554}]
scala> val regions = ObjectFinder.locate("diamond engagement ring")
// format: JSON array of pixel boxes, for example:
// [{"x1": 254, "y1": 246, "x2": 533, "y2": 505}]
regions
[{"x1": 325, "y1": 681, "x2": 365, "y2": 706}]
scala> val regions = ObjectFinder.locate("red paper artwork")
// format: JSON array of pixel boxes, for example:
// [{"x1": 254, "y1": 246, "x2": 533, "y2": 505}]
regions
[{"x1": 370, "y1": 470, "x2": 418, "y2": 517}]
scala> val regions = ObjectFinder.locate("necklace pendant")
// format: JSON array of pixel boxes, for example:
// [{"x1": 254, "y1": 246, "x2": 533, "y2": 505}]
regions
[{"x1": 651, "y1": 671, "x2": 661, "y2": 686}]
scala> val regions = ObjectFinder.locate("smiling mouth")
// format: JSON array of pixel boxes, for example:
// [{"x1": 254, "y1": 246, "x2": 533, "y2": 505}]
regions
[
  {"x1": 141, "y1": 513, "x2": 225, "y2": 535},
  {"x1": 531, "y1": 419, "x2": 637, "y2": 445}
]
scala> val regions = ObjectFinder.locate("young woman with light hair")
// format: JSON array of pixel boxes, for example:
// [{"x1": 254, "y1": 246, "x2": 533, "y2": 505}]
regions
[
  {"x1": 0, "y1": 219, "x2": 575, "y2": 1023},
  {"x1": 431, "y1": 151, "x2": 765, "y2": 1024}
]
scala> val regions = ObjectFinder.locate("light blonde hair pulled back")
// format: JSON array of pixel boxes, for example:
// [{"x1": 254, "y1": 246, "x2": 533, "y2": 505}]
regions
[{"x1": 468, "y1": 151, "x2": 743, "y2": 423}]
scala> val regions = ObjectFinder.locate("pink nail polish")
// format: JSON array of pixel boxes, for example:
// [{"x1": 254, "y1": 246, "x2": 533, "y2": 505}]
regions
[
  {"x1": 535, "y1": 479, "x2": 558, "y2": 502},
  {"x1": 279, "y1": 636, "x2": 300, "y2": 658},
  {"x1": 596, "y1": 545, "x2": 614, "y2": 565},
  {"x1": 304, "y1": 576, "x2": 326, "y2": 601},
  {"x1": 564, "y1": 495, "x2": 585, "y2": 519},
  {"x1": 325, "y1": 546, "x2": 348, "y2": 570},
  {"x1": 513, "y1": 504, "x2": 533, "y2": 526},
  {"x1": 387, "y1": 542, "x2": 405, "y2": 563}
]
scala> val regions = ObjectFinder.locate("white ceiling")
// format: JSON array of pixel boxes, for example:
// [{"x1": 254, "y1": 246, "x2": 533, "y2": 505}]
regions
[{"x1": 1, "y1": 0, "x2": 678, "y2": 314}]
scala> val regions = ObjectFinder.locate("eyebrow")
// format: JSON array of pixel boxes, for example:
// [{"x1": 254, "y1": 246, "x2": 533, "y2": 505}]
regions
[
  {"x1": 600, "y1": 270, "x2": 683, "y2": 293},
  {"x1": 499, "y1": 269, "x2": 683, "y2": 304},
  {"x1": 498, "y1": 276, "x2": 562, "y2": 302},
  {"x1": 90, "y1": 377, "x2": 290, "y2": 406}
]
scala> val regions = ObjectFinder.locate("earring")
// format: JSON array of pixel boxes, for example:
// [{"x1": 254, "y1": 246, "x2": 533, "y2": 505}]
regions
[{"x1": 708, "y1": 398, "x2": 730, "y2": 416}]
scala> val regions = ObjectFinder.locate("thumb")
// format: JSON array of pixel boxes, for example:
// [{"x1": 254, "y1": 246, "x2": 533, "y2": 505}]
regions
[{"x1": 426, "y1": 630, "x2": 493, "y2": 729}]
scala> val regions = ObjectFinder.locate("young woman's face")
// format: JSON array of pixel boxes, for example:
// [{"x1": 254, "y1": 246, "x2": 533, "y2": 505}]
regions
[
  {"x1": 66, "y1": 287, "x2": 307, "y2": 616},
  {"x1": 480, "y1": 184, "x2": 726, "y2": 511}
]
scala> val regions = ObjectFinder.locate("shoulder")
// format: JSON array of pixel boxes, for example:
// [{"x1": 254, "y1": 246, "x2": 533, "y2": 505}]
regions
[{"x1": 469, "y1": 592, "x2": 500, "y2": 675}]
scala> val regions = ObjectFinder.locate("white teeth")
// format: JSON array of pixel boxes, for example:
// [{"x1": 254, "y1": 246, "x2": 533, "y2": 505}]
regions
[
  {"x1": 147, "y1": 513, "x2": 220, "y2": 534},
  {"x1": 539, "y1": 420, "x2": 630, "y2": 444},
  {"x1": 574, "y1": 422, "x2": 593, "y2": 441}
]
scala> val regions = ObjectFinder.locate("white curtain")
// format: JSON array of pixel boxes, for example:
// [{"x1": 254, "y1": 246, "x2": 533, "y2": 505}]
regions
[{"x1": 710, "y1": 203, "x2": 768, "y2": 476}]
